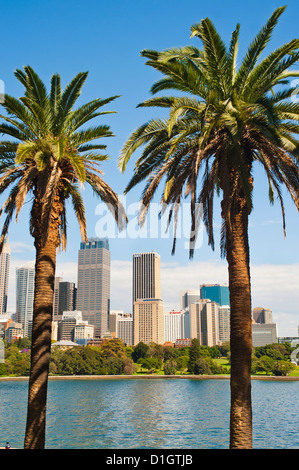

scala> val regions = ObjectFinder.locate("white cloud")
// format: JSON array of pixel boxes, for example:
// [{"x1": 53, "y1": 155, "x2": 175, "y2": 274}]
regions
[{"x1": 10, "y1": 241, "x2": 35, "y2": 253}]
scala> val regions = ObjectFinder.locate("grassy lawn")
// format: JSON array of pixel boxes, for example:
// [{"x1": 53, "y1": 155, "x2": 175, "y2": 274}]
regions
[
  {"x1": 133, "y1": 359, "x2": 299, "y2": 377},
  {"x1": 215, "y1": 357, "x2": 231, "y2": 372},
  {"x1": 289, "y1": 366, "x2": 299, "y2": 376}
]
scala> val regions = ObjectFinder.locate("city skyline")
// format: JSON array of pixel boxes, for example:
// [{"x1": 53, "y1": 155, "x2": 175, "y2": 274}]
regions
[
  {"x1": 4, "y1": 240, "x2": 298, "y2": 339},
  {"x1": 1, "y1": 0, "x2": 298, "y2": 339}
]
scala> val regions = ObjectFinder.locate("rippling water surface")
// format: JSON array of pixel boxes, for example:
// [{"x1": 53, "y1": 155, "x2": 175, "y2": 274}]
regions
[{"x1": 0, "y1": 378, "x2": 298, "y2": 449}]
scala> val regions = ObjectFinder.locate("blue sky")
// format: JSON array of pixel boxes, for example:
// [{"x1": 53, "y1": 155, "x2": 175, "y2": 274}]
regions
[{"x1": 1, "y1": 0, "x2": 299, "y2": 335}]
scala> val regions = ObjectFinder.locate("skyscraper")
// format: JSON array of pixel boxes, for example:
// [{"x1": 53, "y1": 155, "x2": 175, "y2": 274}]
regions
[
  {"x1": 190, "y1": 299, "x2": 220, "y2": 346},
  {"x1": 164, "y1": 311, "x2": 184, "y2": 343},
  {"x1": 252, "y1": 307, "x2": 273, "y2": 324},
  {"x1": 53, "y1": 276, "x2": 63, "y2": 321},
  {"x1": 0, "y1": 237, "x2": 10, "y2": 315},
  {"x1": 77, "y1": 238, "x2": 110, "y2": 337},
  {"x1": 133, "y1": 252, "x2": 161, "y2": 304},
  {"x1": 133, "y1": 298, "x2": 164, "y2": 345},
  {"x1": 16, "y1": 264, "x2": 35, "y2": 337},
  {"x1": 180, "y1": 289, "x2": 201, "y2": 311},
  {"x1": 58, "y1": 281, "x2": 76, "y2": 315},
  {"x1": 132, "y1": 252, "x2": 163, "y2": 344},
  {"x1": 200, "y1": 284, "x2": 230, "y2": 306},
  {"x1": 218, "y1": 305, "x2": 230, "y2": 343}
]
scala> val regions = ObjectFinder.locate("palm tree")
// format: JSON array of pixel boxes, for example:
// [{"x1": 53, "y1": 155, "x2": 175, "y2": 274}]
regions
[
  {"x1": 119, "y1": 7, "x2": 299, "y2": 448},
  {"x1": 0, "y1": 67, "x2": 126, "y2": 448}
]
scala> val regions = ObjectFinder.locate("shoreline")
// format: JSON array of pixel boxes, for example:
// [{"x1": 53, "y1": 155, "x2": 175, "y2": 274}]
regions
[{"x1": 0, "y1": 374, "x2": 298, "y2": 382}]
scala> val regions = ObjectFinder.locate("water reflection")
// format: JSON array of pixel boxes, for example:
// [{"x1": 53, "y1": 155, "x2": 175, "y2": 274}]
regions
[
  {"x1": 45, "y1": 379, "x2": 231, "y2": 449},
  {"x1": 0, "y1": 378, "x2": 298, "y2": 449}
]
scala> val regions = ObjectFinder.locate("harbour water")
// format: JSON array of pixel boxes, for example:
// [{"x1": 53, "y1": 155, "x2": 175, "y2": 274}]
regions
[{"x1": 0, "y1": 377, "x2": 298, "y2": 449}]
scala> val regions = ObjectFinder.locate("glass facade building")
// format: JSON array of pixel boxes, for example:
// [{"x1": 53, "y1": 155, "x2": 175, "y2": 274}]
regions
[
  {"x1": 77, "y1": 238, "x2": 110, "y2": 337},
  {"x1": 0, "y1": 237, "x2": 10, "y2": 315},
  {"x1": 16, "y1": 264, "x2": 35, "y2": 336},
  {"x1": 200, "y1": 284, "x2": 230, "y2": 306}
]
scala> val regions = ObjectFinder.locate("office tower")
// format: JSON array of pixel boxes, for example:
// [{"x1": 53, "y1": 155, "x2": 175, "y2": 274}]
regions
[
  {"x1": 58, "y1": 281, "x2": 76, "y2": 315},
  {"x1": 133, "y1": 252, "x2": 161, "y2": 304},
  {"x1": 58, "y1": 310, "x2": 88, "y2": 341},
  {"x1": 53, "y1": 276, "x2": 63, "y2": 321},
  {"x1": 218, "y1": 305, "x2": 230, "y2": 343},
  {"x1": 133, "y1": 299, "x2": 164, "y2": 345},
  {"x1": 180, "y1": 289, "x2": 201, "y2": 311},
  {"x1": 164, "y1": 311, "x2": 184, "y2": 343},
  {"x1": 252, "y1": 323, "x2": 278, "y2": 347},
  {"x1": 0, "y1": 237, "x2": 10, "y2": 315},
  {"x1": 190, "y1": 299, "x2": 219, "y2": 346},
  {"x1": 77, "y1": 238, "x2": 110, "y2": 337},
  {"x1": 16, "y1": 264, "x2": 35, "y2": 337},
  {"x1": 110, "y1": 311, "x2": 133, "y2": 346},
  {"x1": 200, "y1": 284, "x2": 230, "y2": 306},
  {"x1": 252, "y1": 306, "x2": 277, "y2": 346},
  {"x1": 73, "y1": 323, "x2": 94, "y2": 345},
  {"x1": 252, "y1": 307, "x2": 273, "y2": 324}
]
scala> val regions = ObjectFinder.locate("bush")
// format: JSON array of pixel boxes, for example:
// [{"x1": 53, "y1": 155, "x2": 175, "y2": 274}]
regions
[
  {"x1": 140, "y1": 357, "x2": 162, "y2": 371},
  {"x1": 164, "y1": 360, "x2": 177, "y2": 375},
  {"x1": 194, "y1": 357, "x2": 212, "y2": 375},
  {"x1": 272, "y1": 360, "x2": 296, "y2": 376}
]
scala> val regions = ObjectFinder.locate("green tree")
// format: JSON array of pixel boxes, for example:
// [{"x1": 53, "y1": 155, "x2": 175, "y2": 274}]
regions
[
  {"x1": 0, "y1": 363, "x2": 7, "y2": 376},
  {"x1": 139, "y1": 356, "x2": 162, "y2": 371},
  {"x1": 251, "y1": 355, "x2": 274, "y2": 375},
  {"x1": 103, "y1": 356, "x2": 125, "y2": 375},
  {"x1": 0, "y1": 67, "x2": 126, "y2": 448},
  {"x1": 100, "y1": 338, "x2": 127, "y2": 359},
  {"x1": 132, "y1": 342, "x2": 150, "y2": 362},
  {"x1": 187, "y1": 339, "x2": 201, "y2": 373},
  {"x1": 176, "y1": 355, "x2": 189, "y2": 372},
  {"x1": 164, "y1": 360, "x2": 177, "y2": 375},
  {"x1": 119, "y1": 7, "x2": 299, "y2": 448},
  {"x1": 272, "y1": 360, "x2": 295, "y2": 376},
  {"x1": 194, "y1": 357, "x2": 212, "y2": 375}
]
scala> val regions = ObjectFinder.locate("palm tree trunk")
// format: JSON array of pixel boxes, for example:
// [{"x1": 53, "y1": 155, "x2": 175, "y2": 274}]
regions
[
  {"x1": 24, "y1": 235, "x2": 57, "y2": 449},
  {"x1": 224, "y1": 196, "x2": 253, "y2": 449}
]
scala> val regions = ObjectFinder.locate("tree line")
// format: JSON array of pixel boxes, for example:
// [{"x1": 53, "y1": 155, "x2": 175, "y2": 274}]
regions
[{"x1": 1, "y1": 337, "x2": 296, "y2": 377}]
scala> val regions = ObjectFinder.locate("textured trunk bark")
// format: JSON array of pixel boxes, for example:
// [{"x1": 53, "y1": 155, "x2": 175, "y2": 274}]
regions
[
  {"x1": 225, "y1": 198, "x2": 252, "y2": 449},
  {"x1": 24, "y1": 236, "x2": 57, "y2": 449}
]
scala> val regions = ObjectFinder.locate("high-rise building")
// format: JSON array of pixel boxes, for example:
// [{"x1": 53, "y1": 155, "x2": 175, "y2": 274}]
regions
[
  {"x1": 16, "y1": 264, "x2": 35, "y2": 337},
  {"x1": 218, "y1": 305, "x2": 230, "y2": 343},
  {"x1": 200, "y1": 284, "x2": 230, "y2": 306},
  {"x1": 77, "y1": 238, "x2": 110, "y2": 337},
  {"x1": 133, "y1": 298, "x2": 164, "y2": 345},
  {"x1": 180, "y1": 289, "x2": 201, "y2": 311},
  {"x1": 53, "y1": 276, "x2": 63, "y2": 321},
  {"x1": 133, "y1": 252, "x2": 161, "y2": 305},
  {"x1": 109, "y1": 311, "x2": 133, "y2": 346},
  {"x1": 164, "y1": 311, "x2": 184, "y2": 343},
  {"x1": 58, "y1": 281, "x2": 76, "y2": 315},
  {"x1": 132, "y1": 252, "x2": 162, "y2": 345},
  {"x1": 252, "y1": 307, "x2": 273, "y2": 324},
  {"x1": 252, "y1": 306, "x2": 277, "y2": 346},
  {"x1": 190, "y1": 299, "x2": 219, "y2": 346},
  {"x1": 0, "y1": 237, "x2": 10, "y2": 315},
  {"x1": 252, "y1": 323, "x2": 278, "y2": 346}
]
